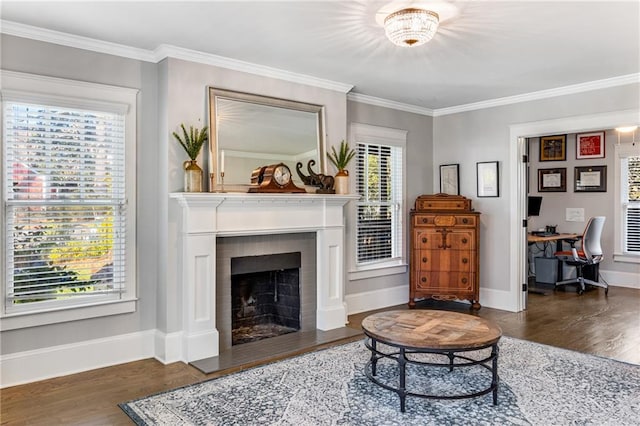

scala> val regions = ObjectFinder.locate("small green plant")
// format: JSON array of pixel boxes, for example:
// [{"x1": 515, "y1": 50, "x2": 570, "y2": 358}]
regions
[
  {"x1": 173, "y1": 124, "x2": 208, "y2": 160},
  {"x1": 327, "y1": 140, "x2": 356, "y2": 171}
]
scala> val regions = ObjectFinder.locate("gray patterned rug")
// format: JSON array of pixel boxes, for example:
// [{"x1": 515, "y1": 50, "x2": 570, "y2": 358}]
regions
[{"x1": 120, "y1": 336, "x2": 640, "y2": 425}]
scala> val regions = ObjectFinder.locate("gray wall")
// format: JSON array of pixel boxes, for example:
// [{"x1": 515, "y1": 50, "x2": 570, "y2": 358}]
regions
[
  {"x1": 434, "y1": 85, "x2": 640, "y2": 293},
  {"x1": 0, "y1": 35, "x2": 159, "y2": 353},
  {"x1": 345, "y1": 101, "x2": 433, "y2": 294}
]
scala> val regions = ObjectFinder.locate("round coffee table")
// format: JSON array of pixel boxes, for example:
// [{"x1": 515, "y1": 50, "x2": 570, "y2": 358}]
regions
[{"x1": 361, "y1": 309, "x2": 502, "y2": 412}]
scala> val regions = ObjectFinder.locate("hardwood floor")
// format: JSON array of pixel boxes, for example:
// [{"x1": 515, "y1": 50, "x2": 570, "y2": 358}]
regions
[{"x1": 2, "y1": 286, "x2": 639, "y2": 425}]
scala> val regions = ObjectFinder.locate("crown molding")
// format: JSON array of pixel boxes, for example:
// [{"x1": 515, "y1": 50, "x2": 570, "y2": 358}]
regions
[
  {"x1": 347, "y1": 93, "x2": 434, "y2": 116},
  {"x1": 0, "y1": 20, "x2": 352, "y2": 94},
  {"x1": 153, "y1": 44, "x2": 353, "y2": 93},
  {"x1": 3, "y1": 20, "x2": 638, "y2": 114},
  {"x1": 0, "y1": 20, "x2": 156, "y2": 62},
  {"x1": 433, "y1": 73, "x2": 640, "y2": 117}
]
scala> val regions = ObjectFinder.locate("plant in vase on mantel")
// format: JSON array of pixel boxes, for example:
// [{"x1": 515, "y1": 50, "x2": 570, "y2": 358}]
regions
[
  {"x1": 327, "y1": 140, "x2": 356, "y2": 194},
  {"x1": 173, "y1": 123, "x2": 208, "y2": 192}
]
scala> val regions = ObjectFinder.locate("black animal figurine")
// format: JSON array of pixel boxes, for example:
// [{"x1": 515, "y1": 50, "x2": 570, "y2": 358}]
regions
[{"x1": 296, "y1": 160, "x2": 335, "y2": 194}]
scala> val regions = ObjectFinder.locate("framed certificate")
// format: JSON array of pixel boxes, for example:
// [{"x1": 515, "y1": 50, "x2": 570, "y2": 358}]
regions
[
  {"x1": 538, "y1": 168, "x2": 567, "y2": 192},
  {"x1": 574, "y1": 165, "x2": 607, "y2": 192}
]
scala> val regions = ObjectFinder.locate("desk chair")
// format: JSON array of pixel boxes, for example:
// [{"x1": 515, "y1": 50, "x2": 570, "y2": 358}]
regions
[{"x1": 554, "y1": 216, "x2": 608, "y2": 295}]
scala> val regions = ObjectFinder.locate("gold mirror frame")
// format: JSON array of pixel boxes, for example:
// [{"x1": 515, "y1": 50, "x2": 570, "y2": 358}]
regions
[{"x1": 207, "y1": 87, "x2": 326, "y2": 191}]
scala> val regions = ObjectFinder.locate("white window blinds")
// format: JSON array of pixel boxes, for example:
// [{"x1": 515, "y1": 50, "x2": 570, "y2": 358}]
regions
[
  {"x1": 356, "y1": 142, "x2": 403, "y2": 264},
  {"x1": 624, "y1": 156, "x2": 640, "y2": 252},
  {"x1": 4, "y1": 101, "x2": 127, "y2": 309}
]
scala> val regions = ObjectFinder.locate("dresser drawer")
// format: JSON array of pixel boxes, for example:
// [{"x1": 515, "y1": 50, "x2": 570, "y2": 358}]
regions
[
  {"x1": 415, "y1": 249, "x2": 476, "y2": 272},
  {"x1": 413, "y1": 214, "x2": 477, "y2": 228},
  {"x1": 414, "y1": 230, "x2": 477, "y2": 250},
  {"x1": 415, "y1": 197, "x2": 471, "y2": 211},
  {"x1": 415, "y1": 271, "x2": 475, "y2": 291}
]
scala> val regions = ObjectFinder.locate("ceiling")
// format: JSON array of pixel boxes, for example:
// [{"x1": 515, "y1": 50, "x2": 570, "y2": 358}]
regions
[{"x1": 1, "y1": 1, "x2": 639, "y2": 112}]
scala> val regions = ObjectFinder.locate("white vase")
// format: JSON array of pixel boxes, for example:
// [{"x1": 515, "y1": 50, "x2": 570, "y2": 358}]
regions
[{"x1": 334, "y1": 170, "x2": 349, "y2": 194}]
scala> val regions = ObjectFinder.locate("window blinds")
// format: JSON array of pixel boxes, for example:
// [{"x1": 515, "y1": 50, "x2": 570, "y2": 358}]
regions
[
  {"x1": 4, "y1": 101, "x2": 127, "y2": 307},
  {"x1": 626, "y1": 156, "x2": 640, "y2": 252},
  {"x1": 356, "y1": 142, "x2": 402, "y2": 264}
]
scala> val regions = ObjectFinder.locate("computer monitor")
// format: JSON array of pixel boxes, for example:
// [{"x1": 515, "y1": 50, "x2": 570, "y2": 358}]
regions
[{"x1": 528, "y1": 196, "x2": 543, "y2": 217}]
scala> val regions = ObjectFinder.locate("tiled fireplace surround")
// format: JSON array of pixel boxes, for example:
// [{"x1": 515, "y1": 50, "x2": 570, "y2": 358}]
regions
[{"x1": 170, "y1": 193, "x2": 357, "y2": 362}]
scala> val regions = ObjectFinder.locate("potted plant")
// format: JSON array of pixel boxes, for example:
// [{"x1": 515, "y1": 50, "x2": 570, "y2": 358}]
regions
[
  {"x1": 327, "y1": 140, "x2": 356, "y2": 194},
  {"x1": 173, "y1": 123, "x2": 208, "y2": 192}
]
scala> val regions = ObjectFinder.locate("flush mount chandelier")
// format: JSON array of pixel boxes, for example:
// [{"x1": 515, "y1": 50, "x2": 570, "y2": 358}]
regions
[{"x1": 384, "y1": 8, "x2": 440, "y2": 47}]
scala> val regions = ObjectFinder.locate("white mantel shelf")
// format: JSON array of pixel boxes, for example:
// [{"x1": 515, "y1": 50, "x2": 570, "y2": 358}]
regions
[{"x1": 169, "y1": 191, "x2": 358, "y2": 362}]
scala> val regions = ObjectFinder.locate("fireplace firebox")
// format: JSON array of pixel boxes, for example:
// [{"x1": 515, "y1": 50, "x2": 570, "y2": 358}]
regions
[{"x1": 231, "y1": 252, "x2": 301, "y2": 345}]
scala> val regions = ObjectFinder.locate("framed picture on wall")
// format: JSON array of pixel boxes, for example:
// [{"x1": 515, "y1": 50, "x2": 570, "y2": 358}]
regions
[
  {"x1": 538, "y1": 168, "x2": 567, "y2": 192},
  {"x1": 477, "y1": 161, "x2": 499, "y2": 197},
  {"x1": 539, "y1": 135, "x2": 566, "y2": 161},
  {"x1": 574, "y1": 165, "x2": 607, "y2": 192},
  {"x1": 576, "y1": 131, "x2": 605, "y2": 159},
  {"x1": 439, "y1": 164, "x2": 460, "y2": 195}
]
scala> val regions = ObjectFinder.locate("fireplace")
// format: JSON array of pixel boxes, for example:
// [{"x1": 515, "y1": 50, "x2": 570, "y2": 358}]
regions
[
  {"x1": 231, "y1": 252, "x2": 301, "y2": 345},
  {"x1": 170, "y1": 192, "x2": 356, "y2": 362},
  {"x1": 217, "y1": 233, "x2": 316, "y2": 351}
]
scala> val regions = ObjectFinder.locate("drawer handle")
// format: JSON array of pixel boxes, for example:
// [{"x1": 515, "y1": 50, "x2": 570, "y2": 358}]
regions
[
  {"x1": 462, "y1": 238, "x2": 468, "y2": 244},
  {"x1": 461, "y1": 277, "x2": 468, "y2": 284},
  {"x1": 462, "y1": 258, "x2": 468, "y2": 264},
  {"x1": 422, "y1": 257, "x2": 427, "y2": 263},
  {"x1": 462, "y1": 218, "x2": 468, "y2": 224},
  {"x1": 421, "y1": 277, "x2": 427, "y2": 283},
  {"x1": 422, "y1": 237, "x2": 428, "y2": 243},
  {"x1": 422, "y1": 218, "x2": 428, "y2": 223}
]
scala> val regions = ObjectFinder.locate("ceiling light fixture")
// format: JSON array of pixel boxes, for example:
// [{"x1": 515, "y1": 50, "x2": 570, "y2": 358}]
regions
[{"x1": 384, "y1": 8, "x2": 440, "y2": 47}]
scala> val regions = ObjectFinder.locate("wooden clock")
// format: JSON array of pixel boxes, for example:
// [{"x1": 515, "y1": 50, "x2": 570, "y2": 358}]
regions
[{"x1": 248, "y1": 163, "x2": 306, "y2": 193}]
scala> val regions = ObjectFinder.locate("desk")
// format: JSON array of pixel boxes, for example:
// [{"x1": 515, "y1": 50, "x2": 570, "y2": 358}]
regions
[{"x1": 527, "y1": 233, "x2": 580, "y2": 291}]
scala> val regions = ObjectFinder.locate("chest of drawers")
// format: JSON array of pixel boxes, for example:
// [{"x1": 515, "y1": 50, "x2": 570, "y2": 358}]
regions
[{"x1": 409, "y1": 194, "x2": 481, "y2": 310}]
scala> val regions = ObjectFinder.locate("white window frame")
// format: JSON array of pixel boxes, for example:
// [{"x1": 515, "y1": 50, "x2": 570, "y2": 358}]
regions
[
  {"x1": 1, "y1": 70, "x2": 138, "y2": 330},
  {"x1": 348, "y1": 122, "x2": 407, "y2": 281},
  {"x1": 613, "y1": 142, "x2": 640, "y2": 264}
]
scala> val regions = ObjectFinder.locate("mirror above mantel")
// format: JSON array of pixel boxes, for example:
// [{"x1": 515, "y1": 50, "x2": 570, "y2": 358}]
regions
[{"x1": 208, "y1": 87, "x2": 326, "y2": 191}]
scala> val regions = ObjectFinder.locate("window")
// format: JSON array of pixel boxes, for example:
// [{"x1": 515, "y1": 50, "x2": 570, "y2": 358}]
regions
[
  {"x1": 1, "y1": 71, "x2": 137, "y2": 327},
  {"x1": 350, "y1": 123, "x2": 406, "y2": 278},
  {"x1": 614, "y1": 142, "x2": 640, "y2": 262}
]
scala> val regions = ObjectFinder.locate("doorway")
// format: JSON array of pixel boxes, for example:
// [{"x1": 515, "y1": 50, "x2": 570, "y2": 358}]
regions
[{"x1": 510, "y1": 109, "x2": 639, "y2": 310}]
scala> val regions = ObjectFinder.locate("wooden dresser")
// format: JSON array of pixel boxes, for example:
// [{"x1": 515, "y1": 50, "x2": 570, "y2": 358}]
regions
[{"x1": 409, "y1": 194, "x2": 481, "y2": 310}]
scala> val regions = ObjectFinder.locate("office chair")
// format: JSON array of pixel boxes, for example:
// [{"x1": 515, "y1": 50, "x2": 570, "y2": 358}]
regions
[{"x1": 554, "y1": 216, "x2": 608, "y2": 295}]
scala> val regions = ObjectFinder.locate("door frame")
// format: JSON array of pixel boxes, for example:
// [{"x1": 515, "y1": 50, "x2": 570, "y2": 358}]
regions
[{"x1": 508, "y1": 108, "x2": 639, "y2": 311}]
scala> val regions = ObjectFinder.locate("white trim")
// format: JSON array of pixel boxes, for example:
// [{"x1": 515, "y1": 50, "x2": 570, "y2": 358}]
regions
[
  {"x1": 601, "y1": 269, "x2": 640, "y2": 289},
  {"x1": 0, "y1": 330, "x2": 156, "y2": 388},
  {"x1": 3, "y1": 20, "x2": 638, "y2": 115},
  {"x1": 434, "y1": 74, "x2": 640, "y2": 116},
  {"x1": 0, "y1": 20, "x2": 352, "y2": 94},
  {"x1": 347, "y1": 93, "x2": 434, "y2": 116},
  {"x1": 614, "y1": 143, "x2": 640, "y2": 257},
  {"x1": 345, "y1": 284, "x2": 408, "y2": 316},
  {"x1": 348, "y1": 262, "x2": 408, "y2": 281},
  {"x1": 478, "y1": 287, "x2": 519, "y2": 312},
  {"x1": 155, "y1": 44, "x2": 353, "y2": 93},
  {"x1": 0, "y1": 20, "x2": 156, "y2": 62},
  {"x1": 153, "y1": 330, "x2": 184, "y2": 364},
  {"x1": 613, "y1": 253, "x2": 640, "y2": 264}
]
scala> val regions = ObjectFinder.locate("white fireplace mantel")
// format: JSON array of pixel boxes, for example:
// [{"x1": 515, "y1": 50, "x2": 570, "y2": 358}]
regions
[{"x1": 170, "y1": 192, "x2": 358, "y2": 362}]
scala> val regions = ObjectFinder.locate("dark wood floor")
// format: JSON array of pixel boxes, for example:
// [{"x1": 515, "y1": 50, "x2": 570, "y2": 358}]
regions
[{"x1": 2, "y1": 286, "x2": 639, "y2": 425}]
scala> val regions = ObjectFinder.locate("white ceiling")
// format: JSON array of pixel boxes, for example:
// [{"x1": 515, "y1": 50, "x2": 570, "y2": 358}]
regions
[{"x1": 1, "y1": 1, "x2": 639, "y2": 111}]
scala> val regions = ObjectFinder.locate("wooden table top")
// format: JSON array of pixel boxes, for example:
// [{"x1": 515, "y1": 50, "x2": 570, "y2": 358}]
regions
[
  {"x1": 527, "y1": 232, "x2": 580, "y2": 243},
  {"x1": 361, "y1": 310, "x2": 502, "y2": 350}
]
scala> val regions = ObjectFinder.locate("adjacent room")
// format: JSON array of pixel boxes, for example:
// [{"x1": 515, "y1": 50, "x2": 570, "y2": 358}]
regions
[{"x1": 1, "y1": 1, "x2": 639, "y2": 424}]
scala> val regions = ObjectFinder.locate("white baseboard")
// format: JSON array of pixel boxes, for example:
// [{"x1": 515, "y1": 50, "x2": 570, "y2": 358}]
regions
[
  {"x1": 0, "y1": 330, "x2": 155, "y2": 388},
  {"x1": 479, "y1": 287, "x2": 519, "y2": 312},
  {"x1": 601, "y1": 269, "x2": 640, "y2": 289},
  {"x1": 345, "y1": 284, "x2": 409, "y2": 315}
]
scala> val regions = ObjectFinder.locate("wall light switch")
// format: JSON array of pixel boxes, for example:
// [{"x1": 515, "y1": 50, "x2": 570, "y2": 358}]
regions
[{"x1": 566, "y1": 208, "x2": 585, "y2": 222}]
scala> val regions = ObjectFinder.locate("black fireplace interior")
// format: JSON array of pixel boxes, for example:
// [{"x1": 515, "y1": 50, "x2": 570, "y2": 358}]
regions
[{"x1": 231, "y1": 252, "x2": 301, "y2": 346}]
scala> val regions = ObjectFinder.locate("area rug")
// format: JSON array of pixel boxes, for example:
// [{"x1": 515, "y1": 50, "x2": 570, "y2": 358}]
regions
[{"x1": 120, "y1": 336, "x2": 640, "y2": 425}]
